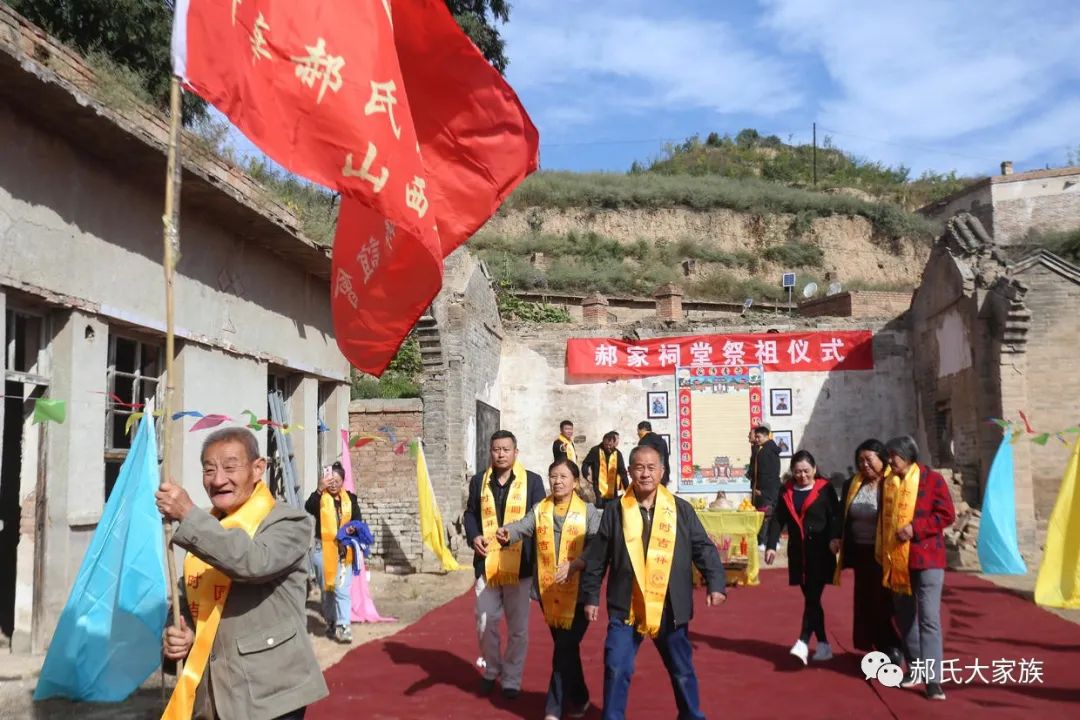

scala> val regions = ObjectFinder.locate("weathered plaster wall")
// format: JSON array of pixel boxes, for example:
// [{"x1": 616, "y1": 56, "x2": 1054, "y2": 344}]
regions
[{"x1": 500, "y1": 323, "x2": 916, "y2": 497}]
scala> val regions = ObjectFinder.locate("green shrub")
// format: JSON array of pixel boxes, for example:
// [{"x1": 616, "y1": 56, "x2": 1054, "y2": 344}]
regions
[{"x1": 762, "y1": 242, "x2": 825, "y2": 268}]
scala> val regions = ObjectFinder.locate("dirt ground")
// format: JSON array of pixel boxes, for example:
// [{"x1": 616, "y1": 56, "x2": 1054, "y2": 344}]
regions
[{"x1": 0, "y1": 569, "x2": 475, "y2": 720}]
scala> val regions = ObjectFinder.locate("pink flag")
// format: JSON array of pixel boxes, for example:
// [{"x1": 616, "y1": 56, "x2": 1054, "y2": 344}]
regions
[{"x1": 339, "y1": 430, "x2": 395, "y2": 623}]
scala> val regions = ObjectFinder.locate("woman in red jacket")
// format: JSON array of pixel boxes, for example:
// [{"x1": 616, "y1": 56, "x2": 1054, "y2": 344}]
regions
[
  {"x1": 764, "y1": 450, "x2": 843, "y2": 665},
  {"x1": 881, "y1": 436, "x2": 956, "y2": 701}
]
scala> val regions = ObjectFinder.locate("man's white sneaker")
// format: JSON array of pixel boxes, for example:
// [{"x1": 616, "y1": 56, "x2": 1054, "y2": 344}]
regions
[
  {"x1": 789, "y1": 639, "x2": 809, "y2": 665},
  {"x1": 812, "y1": 642, "x2": 833, "y2": 661}
]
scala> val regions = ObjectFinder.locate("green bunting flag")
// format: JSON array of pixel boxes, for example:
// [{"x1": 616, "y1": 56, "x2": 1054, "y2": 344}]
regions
[{"x1": 32, "y1": 398, "x2": 66, "y2": 425}]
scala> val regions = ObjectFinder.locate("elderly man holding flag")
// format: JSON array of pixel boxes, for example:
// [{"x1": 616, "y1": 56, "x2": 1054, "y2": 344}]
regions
[
  {"x1": 156, "y1": 428, "x2": 327, "y2": 719},
  {"x1": 582, "y1": 444, "x2": 727, "y2": 720}
]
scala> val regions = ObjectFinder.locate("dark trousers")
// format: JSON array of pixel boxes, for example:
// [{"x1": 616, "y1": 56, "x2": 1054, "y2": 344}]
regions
[
  {"x1": 851, "y1": 543, "x2": 900, "y2": 652},
  {"x1": 603, "y1": 620, "x2": 704, "y2": 720},
  {"x1": 546, "y1": 605, "x2": 591, "y2": 718},
  {"x1": 800, "y1": 580, "x2": 827, "y2": 643}
]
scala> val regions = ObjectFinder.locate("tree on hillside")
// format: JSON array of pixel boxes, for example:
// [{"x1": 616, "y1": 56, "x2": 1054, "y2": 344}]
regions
[{"x1": 7, "y1": 0, "x2": 512, "y2": 123}]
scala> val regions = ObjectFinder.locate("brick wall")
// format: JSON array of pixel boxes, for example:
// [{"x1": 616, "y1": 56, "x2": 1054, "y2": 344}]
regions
[
  {"x1": 348, "y1": 399, "x2": 424, "y2": 568},
  {"x1": 799, "y1": 291, "x2": 912, "y2": 319},
  {"x1": 992, "y1": 177, "x2": 1080, "y2": 245},
  {"x1": 1014, "y1": 263, "x2": 1080, "y2": 529}
]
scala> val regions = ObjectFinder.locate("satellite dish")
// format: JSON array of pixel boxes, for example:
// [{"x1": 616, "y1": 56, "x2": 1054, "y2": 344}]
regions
[
  {"x1": 802, "y1": 282, "x2": 819, "y2": 299},
  {"x1": 827, "y1": 282, "x2": 843, "y2": 296}
]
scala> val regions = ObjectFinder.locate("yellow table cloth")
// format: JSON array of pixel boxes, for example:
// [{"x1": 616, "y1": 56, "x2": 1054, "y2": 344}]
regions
[{"x1": 695, "y1": 510, "x2": 764, "y2": 587}]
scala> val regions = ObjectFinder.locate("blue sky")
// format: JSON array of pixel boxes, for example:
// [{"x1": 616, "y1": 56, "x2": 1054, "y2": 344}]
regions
[
  {"x1": 499, "y1": 0, "x2": 1080, "y2": 177},
  {"x1": 220, "y1": 0, "x2": 1080, "y2": 180}
]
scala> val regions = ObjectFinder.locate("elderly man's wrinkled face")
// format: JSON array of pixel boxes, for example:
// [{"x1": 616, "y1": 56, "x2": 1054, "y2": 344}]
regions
[
  {"x1": 629, "y1": 446, "x2": 663, "y2": 496},
  {"x1": 602, "y1": 436, "x2": 617, "y2": 452},
  {"x1": 202, "y1": 440, "x2": 265, "y2": 514}
]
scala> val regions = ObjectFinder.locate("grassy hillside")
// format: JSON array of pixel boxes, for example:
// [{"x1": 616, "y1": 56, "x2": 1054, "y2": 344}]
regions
[{"x1": 643, "y1": 129, "x2": 979, "y2": 210}]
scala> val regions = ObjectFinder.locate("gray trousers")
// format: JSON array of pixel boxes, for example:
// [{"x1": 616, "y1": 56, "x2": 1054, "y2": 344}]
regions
[{"x1": 893, "y1": 568, "x2": 945, "y2": 682}]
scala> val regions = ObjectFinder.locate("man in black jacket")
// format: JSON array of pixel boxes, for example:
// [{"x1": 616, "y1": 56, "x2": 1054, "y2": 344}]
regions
[
  {"x1": 748, "y1": 425, "x2": 781, "y2": 548},
  {"x1": 582, "y1": 445, "x2": 726, "y2": 720},
  {"x1": 636, "y1": 420, "x2": 671, "y2": 486},
  {"x1": 582, "y1": 431, "x2": 629, "y2": 508},
  {"x1": 463, "y1": 430, "x2": 546, "y2": 700}
]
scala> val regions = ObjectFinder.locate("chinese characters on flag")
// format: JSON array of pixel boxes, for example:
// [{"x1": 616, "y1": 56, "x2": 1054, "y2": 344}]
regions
[
  {"x1": 566, "y1": 331, "x2": 874, "y2": 379},
  {"x1": 173, "y1": 0, "x2": 539, "y2": 374}
]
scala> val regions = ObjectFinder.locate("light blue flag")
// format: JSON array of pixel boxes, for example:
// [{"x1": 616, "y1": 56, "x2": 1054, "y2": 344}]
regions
[
  {"x1": 34, "y1": 409, "x2": 168, "y2": 702},
  {"x1": 977, "y1": 433, "x2": 1028, "y2": 575}
]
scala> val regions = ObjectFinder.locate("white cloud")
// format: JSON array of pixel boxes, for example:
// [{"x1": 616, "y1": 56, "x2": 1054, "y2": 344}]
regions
[
  {"x1": 759, "y1": 0, "x2": 1080, "y2": 173},
  {"x1": 503, "y1": 1, "x2": 802, "y2": 131}
]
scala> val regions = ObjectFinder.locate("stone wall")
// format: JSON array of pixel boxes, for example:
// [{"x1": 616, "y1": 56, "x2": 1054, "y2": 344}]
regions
[
  {"x1": 421, "y1": 249, "x2": 504, "y2": 558},
  {"x1": 1012, "y1": 260, "x2": 1080, "y2": 529},
  {"x1": 348, "y1": 399, "x2": 424, "y2": 568}
]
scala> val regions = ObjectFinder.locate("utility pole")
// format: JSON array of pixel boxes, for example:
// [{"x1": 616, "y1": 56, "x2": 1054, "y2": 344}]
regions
[{"x1": 812, "y1": 122, "x2": 817, "y2": 188}]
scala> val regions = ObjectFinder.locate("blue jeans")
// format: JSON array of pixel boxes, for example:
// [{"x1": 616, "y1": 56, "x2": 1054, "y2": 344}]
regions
[
  {"x1": 312, "y1": 545, "x2": 352, "y2": 628},
  {"x1": 603, "y1": 620, "x2": 705, "y2": 720}
]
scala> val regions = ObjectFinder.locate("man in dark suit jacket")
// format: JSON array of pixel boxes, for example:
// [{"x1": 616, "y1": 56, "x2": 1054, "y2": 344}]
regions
[
  {"x1": 463, "y1": 430, "x2": 546, "y2": 700},
  {"x1": 749, "y1": 425, "x2": 781, "y2": 547},
  {"x1": 582, "y1": 431, "x2": 629, "y2": 508},
  {"x1": 582, "y1": 445, "x2": 726, "y2": 720},
  {"x1": 636, "y1": 420, "x2": 671, "y2": 486}
]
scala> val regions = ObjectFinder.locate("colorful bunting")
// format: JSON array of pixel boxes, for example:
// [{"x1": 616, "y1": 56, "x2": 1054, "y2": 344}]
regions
[
  {"x1": 32, "y1": 398, "x2": 67, "y2": 425},
  {"x1": 379, "y1": 426, "x2": 398, "y2": 445},
  {"x1": 188, "y1": 414, "x2": 233, "y2": 432},
  {"x1": 171, "y1": 411, "x2": 204, "y2": 421},
  {"x1": 988, "y1": 416, "x2": 1080, "y2": 446}
]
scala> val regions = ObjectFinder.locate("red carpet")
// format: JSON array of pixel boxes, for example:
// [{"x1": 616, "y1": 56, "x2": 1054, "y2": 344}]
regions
[{"x1": 311, "y1": 570, "x2": 1080, "y2": 719}]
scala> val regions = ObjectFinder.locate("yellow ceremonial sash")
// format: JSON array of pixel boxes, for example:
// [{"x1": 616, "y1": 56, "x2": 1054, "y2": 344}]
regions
[
  {"x1": 878, "y1": 464, "x2": 919, "y2": 595},
  {"x1": 319, "y1": 491, "x2": 353, "y2": 591},
  {"x1": 621, "y1": 484, "x2": 677, "y2": 638},
  {"x1": 559, "y1": 434, "x2": 577, "y2": 463},
  {"x1": 598, "y1": 449, "x2": 619, "y2": 499},
  {"x1": 482, "y1": 462, "x2": 529, "y2": 586},
  {"x1": 536, "y1": 493, "x2": 588, "y2": 629},
  {"x1": 162, "y1": 482, "x2": 276, "y2": 720}
]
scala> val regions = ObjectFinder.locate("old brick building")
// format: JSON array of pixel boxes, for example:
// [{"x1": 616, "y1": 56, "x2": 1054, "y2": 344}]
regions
[
  {"x1": 921, "y1": 162, "x2": 1080, "y2": 246},
  {"x1": 909, "y1": 213, "x2": 1080, "y2": 554}
]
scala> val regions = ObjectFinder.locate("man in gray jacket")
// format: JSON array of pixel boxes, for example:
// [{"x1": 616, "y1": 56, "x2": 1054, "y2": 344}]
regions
[{"x1": 157, "y1": 428, "x2": 328, "y2": 720}]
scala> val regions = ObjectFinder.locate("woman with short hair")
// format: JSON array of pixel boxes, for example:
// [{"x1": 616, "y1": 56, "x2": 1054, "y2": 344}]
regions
[
  {"x1": 881, "y1": 435, "x2": 956, "y2": 701},
  {"x1": 835, "y1": 439, "x2": 902, "y2": 662},
  {"x1": 765, "y1": 450, "x2": 843, "y2": 665},
  {"x1": 496, "y1": 459, "x2": 601, "y2": 720}
]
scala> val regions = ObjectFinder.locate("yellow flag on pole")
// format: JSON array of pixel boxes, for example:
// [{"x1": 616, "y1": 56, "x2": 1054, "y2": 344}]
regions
[
  {"x1": 1035, "y1": 437, "x2": 1080, "y2": 608},
  {"x1": 416, "y1": 441, "x2": 461, "y2": 572}
]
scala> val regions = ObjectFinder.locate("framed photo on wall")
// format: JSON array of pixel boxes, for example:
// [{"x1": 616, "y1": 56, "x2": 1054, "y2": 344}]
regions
[
  {"x1": 772, "y1": 430, "x2": 794, "y2": 458},
  {"x1": 647, "y1": 391, "x2": 669, "y2": 419},
  {"x1": 770, "y1": 388, "x2": 793, "y2": 416}
]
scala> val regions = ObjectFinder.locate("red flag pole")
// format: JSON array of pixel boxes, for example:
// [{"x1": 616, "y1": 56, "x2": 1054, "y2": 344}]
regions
[{"x1": 160, "y1": 74, "x2": 184, "y2": 677}]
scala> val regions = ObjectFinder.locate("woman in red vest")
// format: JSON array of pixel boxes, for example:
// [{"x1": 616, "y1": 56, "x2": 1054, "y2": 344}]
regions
[{"x1": 765, "y1": 450, "x2": 843, "y2": 665}]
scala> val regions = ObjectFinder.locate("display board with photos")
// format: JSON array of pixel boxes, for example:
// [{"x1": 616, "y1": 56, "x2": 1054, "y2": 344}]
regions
[{"x1": 674, "y1": 365, "x2": 764, "y2": 494}]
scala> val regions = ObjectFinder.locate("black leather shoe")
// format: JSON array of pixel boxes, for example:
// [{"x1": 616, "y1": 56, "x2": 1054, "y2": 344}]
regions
[
  {"x1": 502, "y1": 686, "x2": 520, "y2": 700},
  {"x1": 479, "y1": 678, "x2": 496, "y2": 696}
]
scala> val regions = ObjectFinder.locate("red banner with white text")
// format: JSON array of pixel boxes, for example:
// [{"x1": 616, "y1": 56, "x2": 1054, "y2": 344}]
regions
[{"x1": 566, "y1": 331, "x2": 874, "y2": 379}]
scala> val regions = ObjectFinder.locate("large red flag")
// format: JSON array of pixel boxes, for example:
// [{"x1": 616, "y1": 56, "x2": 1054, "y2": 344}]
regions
[{"x1": 172, "y1": 0, "x2": 538, "y2": 374}]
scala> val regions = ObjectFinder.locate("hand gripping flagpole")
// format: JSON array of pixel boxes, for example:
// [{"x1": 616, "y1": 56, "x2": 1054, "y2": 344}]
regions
[{"x1": 160, "y1": 74, "x2": 184, "y2": 678}]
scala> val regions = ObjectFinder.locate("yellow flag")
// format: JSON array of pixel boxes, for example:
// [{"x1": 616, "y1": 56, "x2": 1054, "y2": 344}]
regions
[
  {"x1": 416, "y1": 442, "x2": 461, "y2": 572},
  {"x1": 1035, "y1": 438, "x2": 1080, "y2": 608}
]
